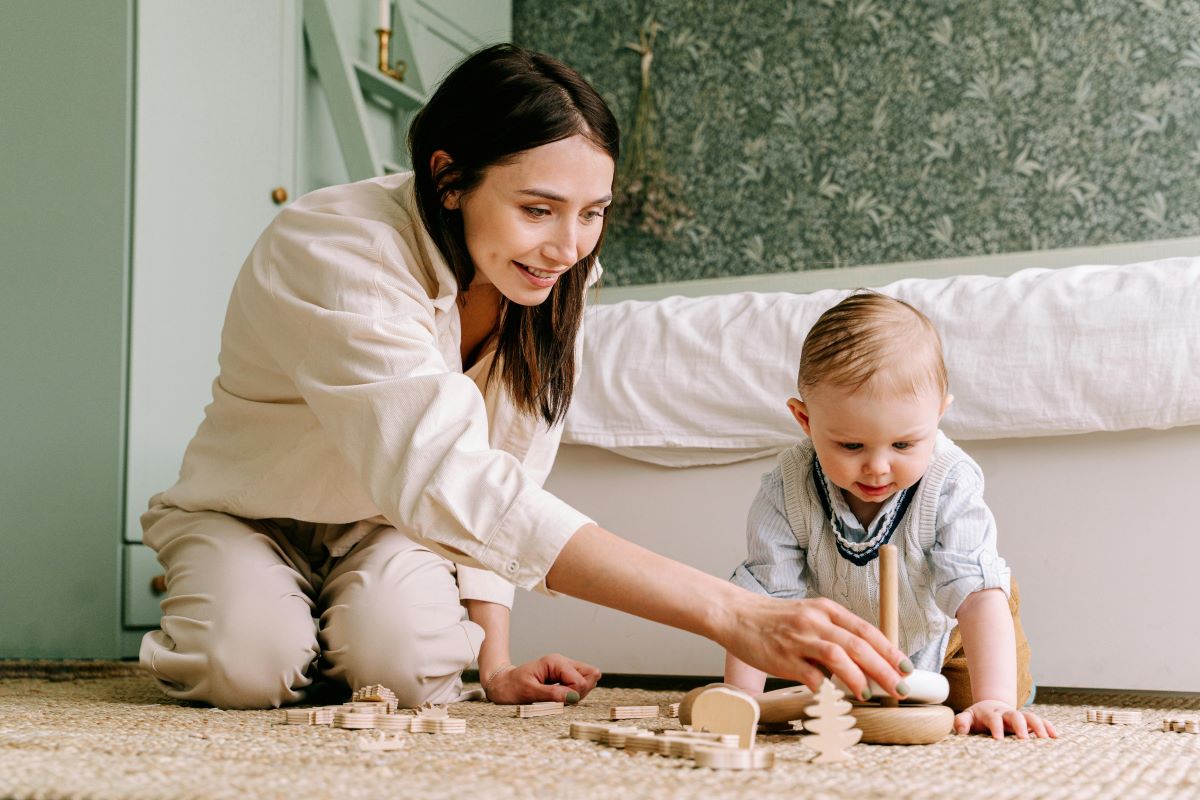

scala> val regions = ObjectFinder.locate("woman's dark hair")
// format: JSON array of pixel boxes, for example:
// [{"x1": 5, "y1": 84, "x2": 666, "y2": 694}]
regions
[{"x1": 408, "y1": 43, "x2": 619, "y2": 425}]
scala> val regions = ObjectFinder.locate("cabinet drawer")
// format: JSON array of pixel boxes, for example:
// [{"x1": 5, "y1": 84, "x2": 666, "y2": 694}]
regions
[{"x1": 123, "y1": 544, "x2": 164, "y2": 629}]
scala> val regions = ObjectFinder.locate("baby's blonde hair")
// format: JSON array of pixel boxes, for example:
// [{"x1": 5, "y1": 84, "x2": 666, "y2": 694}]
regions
[{"x1": 798, "y1": 291, "x2": 948, "y2": 400}]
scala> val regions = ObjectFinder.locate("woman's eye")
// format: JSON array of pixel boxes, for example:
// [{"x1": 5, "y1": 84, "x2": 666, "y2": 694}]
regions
[
  {"x1": 524, "y1": 207, "x2": 550, "y2": 219},
  {"x1": 840, "y1": 443, "x2": 862, "y2": 451},
  {"x1": 583, "y1": 209, "x2": 606, "y2": 222}
]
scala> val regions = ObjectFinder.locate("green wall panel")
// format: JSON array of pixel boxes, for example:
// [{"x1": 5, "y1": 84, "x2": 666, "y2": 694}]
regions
[
  {"x1": 514, "y1": 0, "x2": 1200, "y2": 286},
  {"x1": 0, "y1": 1, "x2": 130, "y2": 657}
]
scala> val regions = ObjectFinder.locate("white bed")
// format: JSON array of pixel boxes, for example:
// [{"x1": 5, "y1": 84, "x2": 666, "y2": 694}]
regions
[{"x1": 511, "y1": 244, "x2": 1200, "y2": 693}]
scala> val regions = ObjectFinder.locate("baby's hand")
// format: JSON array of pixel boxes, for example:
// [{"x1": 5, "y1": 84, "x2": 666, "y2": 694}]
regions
[{"x1": 954, "y1": 700, "x2": 1058, "y2": 739}]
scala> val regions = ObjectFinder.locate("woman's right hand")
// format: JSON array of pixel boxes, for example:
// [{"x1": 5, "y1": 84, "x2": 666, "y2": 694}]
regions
[
  {"x1": 721, "y1": 593, "x2": 910, "y2": 702},
  {"x1": 546, "y1": 524, "x2": 909, "y2": 701}
]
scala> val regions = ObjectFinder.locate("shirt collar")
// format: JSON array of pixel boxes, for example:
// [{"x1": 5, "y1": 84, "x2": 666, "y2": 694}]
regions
[{"x1": 817, "y1": 458, "x2": 905, "y2": 544}]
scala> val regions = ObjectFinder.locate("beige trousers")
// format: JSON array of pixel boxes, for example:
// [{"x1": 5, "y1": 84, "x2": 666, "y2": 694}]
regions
[{"x1": 138, "y1": 505, "x2": 484, "y2": 710}]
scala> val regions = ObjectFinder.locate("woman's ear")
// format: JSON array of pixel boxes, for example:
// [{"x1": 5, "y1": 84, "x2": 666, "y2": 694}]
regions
[
  {"x1": 787, "y1": 397, "x2": 813, "y2": 436},
  {"x1": 429, "y1": 150, "x2": 460, "y2": 209}
]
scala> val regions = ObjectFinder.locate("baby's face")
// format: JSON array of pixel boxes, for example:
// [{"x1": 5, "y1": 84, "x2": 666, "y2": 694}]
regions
[{"x1": 791, "y1": 384, "x2": 949, "y2": 518}]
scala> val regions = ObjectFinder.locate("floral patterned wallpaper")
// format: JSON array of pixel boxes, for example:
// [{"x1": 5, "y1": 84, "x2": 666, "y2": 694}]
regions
[{"x1": 513, "y1": 0, "x2": 1200, "y2": 286}]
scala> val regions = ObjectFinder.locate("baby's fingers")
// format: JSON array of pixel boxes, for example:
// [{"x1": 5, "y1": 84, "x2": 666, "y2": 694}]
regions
[
  {"x1": 1023, "y1": 711, "x2": 1056, "y2": 739},
  {"x1": 953, "y1": 710, "x2": 974, "y2": 736},
  {"x1": 1006, "y1": 710, "x2": 1030, "y2": 740},
  {"x1": 985, "y1": 710, "x2": 1006, "y2": 739}
]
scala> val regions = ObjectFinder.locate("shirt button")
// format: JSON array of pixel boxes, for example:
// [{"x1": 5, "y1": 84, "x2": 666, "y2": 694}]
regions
[{"x1": 505, "y1": 560, "x2": 519, "y2": 574}]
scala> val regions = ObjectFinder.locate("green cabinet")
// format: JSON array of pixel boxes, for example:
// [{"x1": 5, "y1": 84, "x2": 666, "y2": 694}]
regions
[
  {"x1": 1, "y1": 0, "x2": 299, "y2": 658},
  {"x1": 2, "y1": 0, "x2": 509, "y2": 659},
  {"x1": 0, "y1": 1, "x2": 132, "y2": 658}
]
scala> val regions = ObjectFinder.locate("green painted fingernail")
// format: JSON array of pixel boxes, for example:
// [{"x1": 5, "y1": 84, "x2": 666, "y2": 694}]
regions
[
  {"x1": 899, "y1": 659, "x2": 914, "y2": 674},
  {"x1": 860, "y1": 689, "x2": 872, "y2": 701},
  {"x1": 896, "y1": 681, "x2": 910, "y2": 697},
  {"x1": 565, "y1": 690, "x2": 580, "y2": 704}
]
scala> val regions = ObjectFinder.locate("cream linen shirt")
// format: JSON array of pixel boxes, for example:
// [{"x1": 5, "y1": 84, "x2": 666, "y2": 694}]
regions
[{"x1": 154, "y1": 172, "x2": 597, "y2": 606}]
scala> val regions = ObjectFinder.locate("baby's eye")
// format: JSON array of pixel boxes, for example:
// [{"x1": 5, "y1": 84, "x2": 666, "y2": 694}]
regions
[
  {"x1": 892, "y1": 442, "x2": 912, "y2": 451},
  {"x1": 524, "y1": 207, "x2": 551, "y2": 219},
  {"x1": 839, "y1": 443, "x2": 863, "y2": 451}
]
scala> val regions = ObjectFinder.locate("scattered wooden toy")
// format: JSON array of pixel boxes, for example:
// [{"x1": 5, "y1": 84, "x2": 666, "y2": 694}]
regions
[
  {"x1": 280, "y1": 688, "x2": 467, "y2": 738},
  {"x1": 567, "y1": 721, "x2": 768, "y2": 769},
  {"x1": 689, "y1": 686, "x2": 760, "y2": 749},
  {"x1": 352, "y1": 684, "x2": 398, "y2": 712},
  {"x1": 801, "y1": 679, "x2": 862, "y2": 763},
  {"x1": 610, "y1": 705, "x2": 660, "y2": 720},
  {"x1": 1085, "y1": 708, "x2": 1142, "y2": 725},
  {"x1": 667, "y1": 702, "x2": 680, "y2": 718},
  {"x1": 1161, "y1": 715, "x2": 1199, "y2": 733},
  {"x1": 693, "y1": 744, "x2": 775, "y2": 770},
  {"x1": 518, "y1": 701, "x2": 565, "y2": 718}
]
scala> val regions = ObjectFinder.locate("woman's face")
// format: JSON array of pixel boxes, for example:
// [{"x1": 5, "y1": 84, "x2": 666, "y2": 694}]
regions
[{"x1": 449, "y1": 134, "x2": 614, "y2": 306}]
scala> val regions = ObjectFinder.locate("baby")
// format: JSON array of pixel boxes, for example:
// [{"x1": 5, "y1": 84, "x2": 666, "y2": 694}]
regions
[{"x1": 725, "y1": 291, "x2": 1056, "y2": 739}]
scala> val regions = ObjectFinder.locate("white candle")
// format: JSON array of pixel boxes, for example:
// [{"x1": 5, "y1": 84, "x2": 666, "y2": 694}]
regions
[{"x1": 378, "y1": 0, "x2": 390, "y2": 30}]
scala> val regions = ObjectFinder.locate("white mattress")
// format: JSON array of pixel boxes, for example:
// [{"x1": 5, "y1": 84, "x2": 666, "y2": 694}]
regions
[{"x1": 564, "y1": 258, "x2": 1200, "y2": 466}]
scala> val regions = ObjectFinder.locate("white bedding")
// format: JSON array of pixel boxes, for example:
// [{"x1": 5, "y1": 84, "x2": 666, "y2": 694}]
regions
[{"x1": 563, "y1": 258, "x2": 1200, "y2": 466}]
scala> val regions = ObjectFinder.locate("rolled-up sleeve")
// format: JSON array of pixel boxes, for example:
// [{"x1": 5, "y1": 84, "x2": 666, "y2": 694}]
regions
[
  {"x1": 930, "y1": 461, "x2": 1011, "y2": 618},
  {"x1": 730, "y1": 468, "x2": 808, "y2": 598},
  {"x1": 247, "y1": 222, "x2": 591, "y2": 593}
]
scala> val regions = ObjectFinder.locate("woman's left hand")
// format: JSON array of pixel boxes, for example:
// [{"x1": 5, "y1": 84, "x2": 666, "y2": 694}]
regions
[
  {"x1": 484, "y1": 653, "x2": 601, "y2": 705},
  {"x1": 954, "y1": 699, "x2": 1058, "y2": 739}
]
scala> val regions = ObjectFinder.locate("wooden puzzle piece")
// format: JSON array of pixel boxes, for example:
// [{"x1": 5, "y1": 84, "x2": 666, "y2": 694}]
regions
[
  {"x1": 609, "y1": 705, "x2": 659, "y2": 720},
  {"x1": 689, "y1": 686, "x2": 760, "y2": 749},
  {"x1": 518, "y1": 701, "x2": 565, "y2": 718},
  {"x1": 802, "y1": 679, "x2": 862, "y2": 762}
]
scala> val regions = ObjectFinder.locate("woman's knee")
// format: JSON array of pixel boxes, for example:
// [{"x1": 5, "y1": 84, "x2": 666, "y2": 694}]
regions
[
  {"x1": 321, "y1": 543, "x2": 482, "y2": 706},
  {"x1": 141, "y1": 509, "x2": 318, "y2": 708}
]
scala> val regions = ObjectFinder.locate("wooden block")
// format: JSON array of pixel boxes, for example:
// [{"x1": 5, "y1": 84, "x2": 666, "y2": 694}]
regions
[
  {"x1": 374, "y1": 715, "x2": 413, "y2": 732},
  {"x1": 692, "y1": 744, "x2": 774, "y2": 770},
  {"x1": 517, "y1": 701, "x2": 565, "y2": 718},
  {"x1": 609, "y1": 705, "x2": 659, "y2": 720},
  {"x1": 568, "y1": 721, "x2": 612, "y2": 741},
  {"x1": 690, "y1": 686, "x2": 760, "y2": 749},
  {"x1": 667, "y1": 702, "x2": 680, "y2": 718},
  {"x1": 334, "y1": 711, "x2": 379, "y2": 729},
  {"x1": 411, "y1": 717, "x2": 466, "y2": 734}
]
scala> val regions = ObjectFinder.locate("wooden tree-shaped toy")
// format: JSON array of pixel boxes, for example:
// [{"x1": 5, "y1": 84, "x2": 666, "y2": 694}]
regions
[{"x1": 802, "y1": 678, "x2": 862, "y2": 762}]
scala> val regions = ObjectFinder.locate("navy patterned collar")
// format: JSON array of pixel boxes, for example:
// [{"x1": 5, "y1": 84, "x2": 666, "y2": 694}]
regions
[{"x1": 811, "y1": 455, "x2": 918, "y2": 566}]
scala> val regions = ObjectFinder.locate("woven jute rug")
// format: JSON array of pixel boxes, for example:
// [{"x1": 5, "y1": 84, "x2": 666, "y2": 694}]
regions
[{"x1": 2, "y1": 664, "x2": 1199, "y2": 800}]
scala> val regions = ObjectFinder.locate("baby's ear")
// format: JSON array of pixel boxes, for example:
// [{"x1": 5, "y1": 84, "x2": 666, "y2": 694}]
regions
[
  {"x1": 940, "y1": 393, "x2": 955, "y2": 418},
  {"x1": 787, "y1": 397, "x2": 812, "y2": 435}
]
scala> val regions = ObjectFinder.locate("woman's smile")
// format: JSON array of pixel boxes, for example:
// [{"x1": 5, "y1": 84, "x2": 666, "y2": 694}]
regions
[{"x1": 514, "y1": 260, "x2": 564, "y2": 288}]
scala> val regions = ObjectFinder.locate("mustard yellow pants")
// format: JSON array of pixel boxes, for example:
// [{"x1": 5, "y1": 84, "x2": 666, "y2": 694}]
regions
[{"x1": 941, "y1": 579, "x2": 1035, "y2": 713}]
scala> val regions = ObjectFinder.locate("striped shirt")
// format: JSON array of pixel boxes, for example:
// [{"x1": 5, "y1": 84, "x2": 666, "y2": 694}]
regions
[{"x1": 730, "y1": 431, "x2": 1010, "y2": 671}]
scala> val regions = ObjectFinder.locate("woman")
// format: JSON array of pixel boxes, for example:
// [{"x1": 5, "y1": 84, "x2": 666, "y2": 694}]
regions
[{"x1": 139, "y1": 44, "x2": 907, "y2": 709}]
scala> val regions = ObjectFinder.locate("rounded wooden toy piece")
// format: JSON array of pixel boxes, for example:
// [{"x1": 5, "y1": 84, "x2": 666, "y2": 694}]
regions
[
  {"x1": 849, "y1": 703, "x2": 955, "y2": 745},
  {"x1": 678, "y1": 682, "x2": 738, "y2": 726},
  {"x1": 690, "y1": 686, "x2": 760, "y2": 749}
]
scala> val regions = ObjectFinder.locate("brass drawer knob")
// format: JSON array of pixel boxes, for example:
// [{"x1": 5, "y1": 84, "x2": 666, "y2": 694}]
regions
[
  {"x1": 271, "y1": 186, "x2": 289, "y2": 205},
  {"x1": 150, "y1": 575, "x2": 167, "y2": 594}
]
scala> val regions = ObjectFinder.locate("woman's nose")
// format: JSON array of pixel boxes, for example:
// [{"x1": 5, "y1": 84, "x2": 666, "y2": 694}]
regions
[{"x1": 542, "y1": 220, "x2": 580, "y2": 265}]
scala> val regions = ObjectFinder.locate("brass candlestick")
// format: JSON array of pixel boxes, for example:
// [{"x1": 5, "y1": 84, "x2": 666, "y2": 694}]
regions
[{"x1": 374, "y1": 28, "x2": 407, "y2": 82}]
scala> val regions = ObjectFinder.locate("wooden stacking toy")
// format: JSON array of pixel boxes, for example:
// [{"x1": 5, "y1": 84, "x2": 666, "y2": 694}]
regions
[{"x1": 681, "y1": 544, "x2": 954, "y2": 745}]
